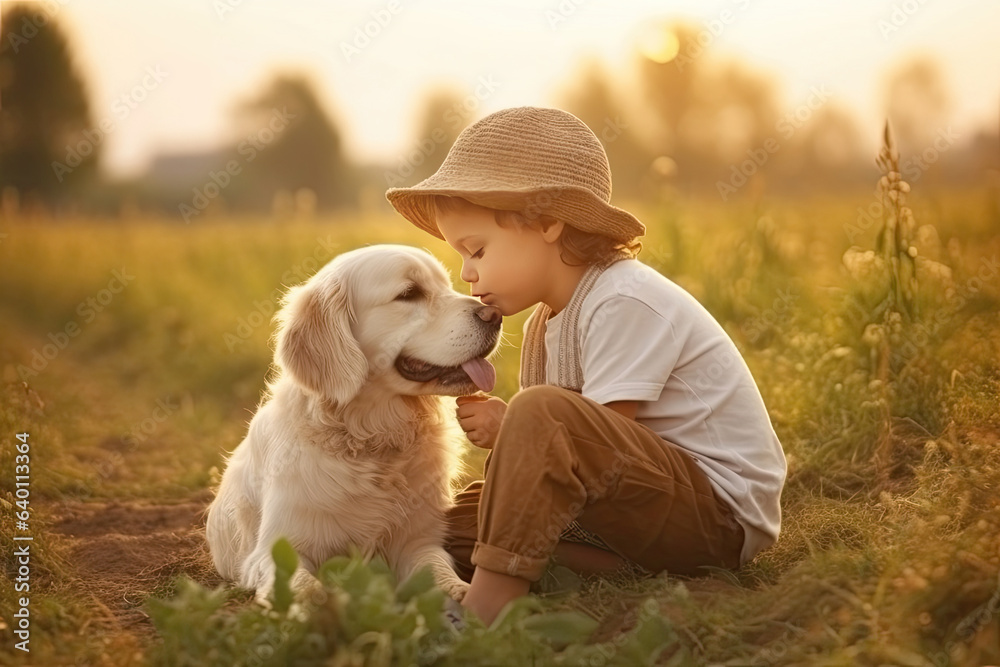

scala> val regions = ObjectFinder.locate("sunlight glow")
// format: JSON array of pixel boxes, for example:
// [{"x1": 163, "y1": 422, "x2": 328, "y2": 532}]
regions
[{"x1": 637, "y1": 23, "x2": 680, "y2": 64}]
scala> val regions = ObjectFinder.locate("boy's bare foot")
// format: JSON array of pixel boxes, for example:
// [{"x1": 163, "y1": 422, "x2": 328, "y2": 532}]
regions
[
  {"x1": 460, "y1": 544, "x2": 626, "y2": 626},
  {"x1": 461, "y1": 566, "x2": 530, "y2": 626}
]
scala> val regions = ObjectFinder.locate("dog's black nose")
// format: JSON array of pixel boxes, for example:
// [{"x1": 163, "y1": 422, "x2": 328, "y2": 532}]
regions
[{"x1": 476, "y1": 305, "x2": 502, "y2": 326}]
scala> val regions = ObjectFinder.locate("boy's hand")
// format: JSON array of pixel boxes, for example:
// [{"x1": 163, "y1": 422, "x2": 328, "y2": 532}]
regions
[{"x1": 455, "y1": 395, "x2": 507, "y2": 449}]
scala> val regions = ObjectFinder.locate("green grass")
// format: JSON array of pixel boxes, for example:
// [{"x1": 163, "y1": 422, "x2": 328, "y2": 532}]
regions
[{"x1": 1, "y1": 187, "x2": 999, "y2": 665}]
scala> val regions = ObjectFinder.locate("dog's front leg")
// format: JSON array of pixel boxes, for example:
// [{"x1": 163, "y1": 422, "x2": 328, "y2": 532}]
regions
[
  {"x1": 242, "y1": 546, "x2": 321, "y2": 605},
  {"x1": 240, "y1": 541, "x2": 279, "y2": 604},
  {"x1": 390, "y1": 538, "x2": 470, "y2": 602},
  {"x1": 239, "y1": 508, "x2": 320, "y2": 605}
]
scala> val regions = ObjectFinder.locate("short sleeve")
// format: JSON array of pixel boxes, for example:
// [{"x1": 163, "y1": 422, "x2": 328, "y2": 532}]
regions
[{"x1": 580, "y1": 296, "x2": 680, "y2": 405}]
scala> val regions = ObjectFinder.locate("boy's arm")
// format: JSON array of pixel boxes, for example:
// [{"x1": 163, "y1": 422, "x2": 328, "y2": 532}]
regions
[
  {"x1": 604, "y1": 400, "x2": 638, "y2": 420},
  {"x1": 580, "y1": 297, "x2": 680, "y2": 409}
]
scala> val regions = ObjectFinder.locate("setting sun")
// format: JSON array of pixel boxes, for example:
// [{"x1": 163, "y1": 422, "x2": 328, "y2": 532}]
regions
[{"x1": 637, "y1": 21, "x2": 680, "y2": 64}]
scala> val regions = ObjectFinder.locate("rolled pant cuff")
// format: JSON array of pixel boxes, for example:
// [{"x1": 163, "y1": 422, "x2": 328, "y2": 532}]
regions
[{"x1": 471, "y1": 541, "x2": 549, "y2": 582}]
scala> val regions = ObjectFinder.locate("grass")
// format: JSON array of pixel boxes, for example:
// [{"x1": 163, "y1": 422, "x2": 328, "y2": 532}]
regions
[{"x1": 0, "y1": 180, "x2": 998, "y2": 665}]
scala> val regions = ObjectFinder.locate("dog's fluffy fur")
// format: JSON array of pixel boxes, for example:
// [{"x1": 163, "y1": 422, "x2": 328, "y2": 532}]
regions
[{"x1": 206, "y1": 244, "x2": 501, "y2": 603}]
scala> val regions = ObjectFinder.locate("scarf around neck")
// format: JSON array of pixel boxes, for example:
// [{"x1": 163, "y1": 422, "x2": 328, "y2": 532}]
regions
[{"x1": 519, "y1": 258, "x2": 626, "y2": 392}]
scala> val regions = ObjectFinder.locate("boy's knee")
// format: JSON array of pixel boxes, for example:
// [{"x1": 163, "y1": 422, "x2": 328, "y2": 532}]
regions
[
  {"x1": 494, "y1": 385, "x2": 586, "y2": 463},
  {"x1": 506, "y1": 385, "x2": 581, "y2": 421}
]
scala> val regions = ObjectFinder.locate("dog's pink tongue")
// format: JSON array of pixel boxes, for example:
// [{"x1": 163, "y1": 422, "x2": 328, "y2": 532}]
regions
[{"x1": 461, "y1": 358, "x2": 496, "y2": 393}]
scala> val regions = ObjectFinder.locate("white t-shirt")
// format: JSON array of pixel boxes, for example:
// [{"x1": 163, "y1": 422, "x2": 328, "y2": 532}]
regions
[{"x1": 536, "y1": 259, "x2": 786, "y2": 566}]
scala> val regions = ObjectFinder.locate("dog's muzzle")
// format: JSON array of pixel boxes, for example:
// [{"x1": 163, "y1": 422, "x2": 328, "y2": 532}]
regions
[{"x1": 395, "y1": 306, "x2": 502, "y2": 392}]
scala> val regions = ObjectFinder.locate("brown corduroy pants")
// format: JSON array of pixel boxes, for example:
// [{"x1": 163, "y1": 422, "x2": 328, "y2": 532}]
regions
[{"x1": 444, "y1": 385, "x2": 745, "y2": 582}]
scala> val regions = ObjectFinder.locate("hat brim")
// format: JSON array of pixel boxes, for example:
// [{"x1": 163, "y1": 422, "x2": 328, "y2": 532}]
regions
[{"x1": 385, "y1": 185, "x2": 645, "y2": 244}]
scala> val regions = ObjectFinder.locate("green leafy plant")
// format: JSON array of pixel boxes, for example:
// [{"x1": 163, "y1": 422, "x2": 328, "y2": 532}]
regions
[{"x1": 147, "y1": 541, "x2": 681, "y2": 666}]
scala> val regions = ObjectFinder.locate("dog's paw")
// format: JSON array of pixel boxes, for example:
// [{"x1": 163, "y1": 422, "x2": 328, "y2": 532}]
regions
[
  {"x1": 253, "y1": 586, "x2": 275, "y2": 609},
  {"x1": 291, "y1": 568, "x2": 329, "y2": 603},
  {"x1": 442, "y1": 578, "x2": 470, "y2": 603}
]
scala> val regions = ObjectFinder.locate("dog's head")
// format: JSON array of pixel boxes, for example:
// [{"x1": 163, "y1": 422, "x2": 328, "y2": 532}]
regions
[{"x1": 274, "y1": 244, "x2": 502, "y2": 405}]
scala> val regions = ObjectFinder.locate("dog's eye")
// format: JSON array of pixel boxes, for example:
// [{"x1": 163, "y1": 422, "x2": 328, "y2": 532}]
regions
[{"x1": 395, "y1": 284, "x2": 424, "y2": 301}]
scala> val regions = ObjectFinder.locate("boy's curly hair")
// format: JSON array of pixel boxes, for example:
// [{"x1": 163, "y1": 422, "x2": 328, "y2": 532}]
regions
[{"x1": 432, "y1": 195, "x2": 641, "y2": 267}]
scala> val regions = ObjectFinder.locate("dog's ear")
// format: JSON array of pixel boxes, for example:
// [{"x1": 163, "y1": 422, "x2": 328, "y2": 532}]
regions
[{"x1": 274, "y1": 280, "x2": 368, "y2": 404}]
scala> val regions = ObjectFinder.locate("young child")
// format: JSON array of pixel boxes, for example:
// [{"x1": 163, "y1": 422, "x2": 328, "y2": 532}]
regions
[{"x1": 386, "y1": 106, "x2": 786, "y2": 624}]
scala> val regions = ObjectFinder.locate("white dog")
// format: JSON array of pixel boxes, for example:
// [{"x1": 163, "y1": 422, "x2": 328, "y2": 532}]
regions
[{"x1": 205, "y1": 244, "x2": 501, "y2": 603}]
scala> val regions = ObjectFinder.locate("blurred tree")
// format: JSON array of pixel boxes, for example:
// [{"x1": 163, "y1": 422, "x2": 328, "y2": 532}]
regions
[
  {"x1": 405, "y1": 87, "x2": 468, "y2": 184},
  {"x1": 0, "y1": 3, "x2": 97, "y2": 209},
  {"x1": 687, "y1": 61, "x2": 781, "y2": 166},
  {"x1": 638, "y1": 22, "x2": 704, "y2": 175},
  {"x1": 780, "y1": 104, "x2": 867, "y2": 191},
  {"x1": 637, "y1": 20, "x2": 781, "y2": 188},
  {"x1": 559, "y1": 58, "x2": 652, "y2": 198},
  {"x1": 883, "y1": 56, "x2": 951, "y2": 156},
  {"x1": 231, "y1": 73, "x2": 353, "y2": 212}
]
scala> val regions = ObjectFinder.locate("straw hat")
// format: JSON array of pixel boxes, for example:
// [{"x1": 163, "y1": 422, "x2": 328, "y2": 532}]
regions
[{"x1": 385, "y1": 106, "x2": 645, "y2": 243}]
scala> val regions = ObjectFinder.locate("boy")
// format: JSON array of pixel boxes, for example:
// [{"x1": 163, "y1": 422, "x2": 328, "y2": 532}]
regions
[{"x1": 386, "y1": 106, "x2": 786, "y2": 624}]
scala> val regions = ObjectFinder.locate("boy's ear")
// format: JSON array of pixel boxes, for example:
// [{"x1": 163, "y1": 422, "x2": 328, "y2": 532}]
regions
[{"x1": 539, "y1": 218, "x2": 565, "y2": 244}]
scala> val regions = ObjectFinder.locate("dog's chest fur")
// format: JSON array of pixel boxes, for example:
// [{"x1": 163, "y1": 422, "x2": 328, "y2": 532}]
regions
[{"x1": 283, "y1": 396, "x2": 454, "y2": 557}]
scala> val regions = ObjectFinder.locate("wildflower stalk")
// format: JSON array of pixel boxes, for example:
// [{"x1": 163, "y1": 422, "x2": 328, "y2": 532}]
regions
[
  {"x1": 871, "y1": 120, "x2": 920, "y2": 482},
  {"x1": 874, "y1": 120, "x2": 919, "y2": 322}
]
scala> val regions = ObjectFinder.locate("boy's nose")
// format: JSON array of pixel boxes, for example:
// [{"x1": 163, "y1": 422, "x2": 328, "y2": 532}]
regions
[{"x1": 460, "y1": 261, "x2": 477, "y2": 284}]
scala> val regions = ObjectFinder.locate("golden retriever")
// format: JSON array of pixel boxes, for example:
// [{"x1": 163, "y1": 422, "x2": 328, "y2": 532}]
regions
[{"x1": 205, "y1": 244, "x2": 501, "y2": 603}]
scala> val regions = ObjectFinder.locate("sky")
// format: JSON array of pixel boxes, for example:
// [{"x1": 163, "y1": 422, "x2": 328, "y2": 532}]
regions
[{"x1": 17, "y1": 0, "x2": 1000, "y2": 177}]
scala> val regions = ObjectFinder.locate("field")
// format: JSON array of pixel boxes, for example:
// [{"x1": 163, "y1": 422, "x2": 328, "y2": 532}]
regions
[{"x1": 1, "y1": 180, "x2": 999, "y2": 665}]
